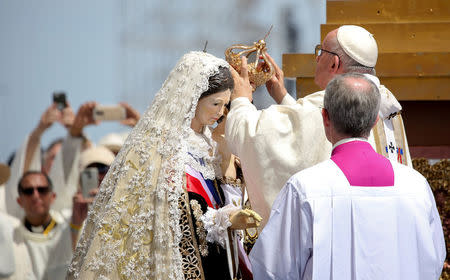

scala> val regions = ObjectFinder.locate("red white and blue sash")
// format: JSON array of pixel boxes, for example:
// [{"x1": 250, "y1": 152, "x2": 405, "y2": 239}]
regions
[{"x1": 185, "y1": 164, "x2": 221, "y2": 209}]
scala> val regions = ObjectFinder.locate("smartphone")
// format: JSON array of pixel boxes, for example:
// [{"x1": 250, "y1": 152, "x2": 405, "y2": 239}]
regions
[
  {"x1": 52, "y1": 92, "x2": 67, "y2": 111},
  {"x1": 80, "y1": 167, "x2": 99, "y2": 198},
  {"x1": 93, "y1": 105, "x2": 126, "y2": 121}
]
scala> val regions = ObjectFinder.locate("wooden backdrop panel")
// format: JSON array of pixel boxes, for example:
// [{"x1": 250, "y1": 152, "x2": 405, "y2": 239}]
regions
[
  {"x1": 327, "y1": 0, "x2": 450, "y2": 24},
  {"x1": 321, "y1": 23, "x2": 450, "y2": 53}
]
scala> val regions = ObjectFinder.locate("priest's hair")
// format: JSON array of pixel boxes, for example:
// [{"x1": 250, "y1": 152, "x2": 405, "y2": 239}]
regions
[
  {"x1": 324, "y1": 73, "x2": 380, "y2": 138},
  {"x1": 18, "y1": 170, "x2": 54, "y2": 193}
]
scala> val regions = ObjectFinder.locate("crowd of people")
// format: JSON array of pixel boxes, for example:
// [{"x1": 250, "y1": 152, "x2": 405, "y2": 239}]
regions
[
  {"x1": 0, "y1": 100, "x2": 139, "y2": 279},
  {"x1": 0, "y1": 24, "x2": 446, "y2": 280}
]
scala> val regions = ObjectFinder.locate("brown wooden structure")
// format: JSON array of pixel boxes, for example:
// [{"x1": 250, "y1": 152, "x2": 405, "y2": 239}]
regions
[{"x1": 282, "y1": 0, "x2": 450, "y2": 159}]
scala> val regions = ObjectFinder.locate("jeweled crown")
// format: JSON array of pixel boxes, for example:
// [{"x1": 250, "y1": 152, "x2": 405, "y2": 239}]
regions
[{"x1": 225, "y1": 27, "x2": 274, "y2": 88}]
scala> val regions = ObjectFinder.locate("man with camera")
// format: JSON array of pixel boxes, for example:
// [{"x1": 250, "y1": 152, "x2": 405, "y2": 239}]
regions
[
  {"x1": 69, "y1": 145, "x2": 115, "y2": 250},
  {"x1": 4, "y1": 95, "x2": 75, "y2": 219},
  {"x1": 4, "y1": 96, "x2": 140, "y2": 220},
  {"x1": 57, "y1": 101, "x2": 139, "y2": 216}
]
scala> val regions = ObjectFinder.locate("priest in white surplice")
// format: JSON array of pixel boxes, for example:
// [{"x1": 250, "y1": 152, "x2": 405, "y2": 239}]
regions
[
  {"x1": 226, "y1": 25, "x2": 411, "y2": 226},
  {"x1": 250, "y1": 74, "x2": 446, "y2": 280},
  {"x1": 14, "y1": 171, "x2": 73, "y2": 280}
]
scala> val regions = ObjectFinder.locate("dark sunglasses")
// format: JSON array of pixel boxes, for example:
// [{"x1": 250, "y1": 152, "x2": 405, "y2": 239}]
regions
[{"x1": 19, "y1": 186, "x2": 51, "y2": 196}]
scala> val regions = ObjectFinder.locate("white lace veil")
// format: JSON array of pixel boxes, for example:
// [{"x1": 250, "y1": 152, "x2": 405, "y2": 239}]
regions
[{"x1": 68, "y1": 51, "x2": 229, "y2": 280}]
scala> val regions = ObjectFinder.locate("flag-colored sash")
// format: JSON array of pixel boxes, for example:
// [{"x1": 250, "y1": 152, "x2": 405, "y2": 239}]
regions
[{"x1": 185, "y1": 164, "x2": 220, "y2": 209}]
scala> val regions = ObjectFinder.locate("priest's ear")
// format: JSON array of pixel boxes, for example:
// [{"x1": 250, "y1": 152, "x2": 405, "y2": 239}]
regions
[
  {"x1": 371, "y1": 114, "x2": 380, "y2": 129},
  {"x1": 321, "y1": 108, "x2": 331, "y2": 128},
  {"x1": 321, "y1": 108, "x2": 333, "y2": 142}
]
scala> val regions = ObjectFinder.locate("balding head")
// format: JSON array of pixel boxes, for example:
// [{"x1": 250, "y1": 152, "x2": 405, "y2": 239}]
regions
[{"x1": 324, "y1": 73, "x2": 380, "y2": 138}]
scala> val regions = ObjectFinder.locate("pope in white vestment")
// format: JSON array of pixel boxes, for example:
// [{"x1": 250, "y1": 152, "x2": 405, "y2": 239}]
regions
[{"x1": 225, "y1": 25, "x2": 411, "y2": 225}]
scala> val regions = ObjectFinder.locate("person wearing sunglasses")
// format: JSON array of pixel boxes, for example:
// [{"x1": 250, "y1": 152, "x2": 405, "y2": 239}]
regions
[
  {"x1": 226, "y1": 25, "x2": 412, "y2": 227},
  {"x1": 13, "y1": 170, "x2": 73, "y2": 279},
  {"x1": 0, "y1": 164, "x2": 36, "y2": 280}
]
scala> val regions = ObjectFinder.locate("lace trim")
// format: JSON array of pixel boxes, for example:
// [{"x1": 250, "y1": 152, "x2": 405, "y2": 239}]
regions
[
  {"x1": 186, "y1": 127, "x2": 222, "y2": 180},
  {"x1": 190, "y1": 200, "x2": 208, "y2": 256},
  {"x1": 200, "y1": 204, "x2": 239, "y2": 248}
]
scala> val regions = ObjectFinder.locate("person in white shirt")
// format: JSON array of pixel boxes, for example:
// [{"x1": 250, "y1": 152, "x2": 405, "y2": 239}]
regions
[
  {"x1": 3, "y1": 102, "x2": 73, "y2": 218},
  {"x1": 226, "y1": 25, "x2": 412, "y2": 227},
  {"x1": 0, "y1": 163, "x2": 11, "y2": 212},
  {"x1": 14, "y1": 171, "x2": 72, "y2": 280},
  {"x1": 250, "y1": 73, "x2": 446, "y2": 280},
  {"x1": 0, "y1": 164, "x2": 35, "y2": 280}
]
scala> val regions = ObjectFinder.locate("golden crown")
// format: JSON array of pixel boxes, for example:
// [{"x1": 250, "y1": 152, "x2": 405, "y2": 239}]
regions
[{"x1": 225, "y1": 27, "x2": 274, "y2": 88}]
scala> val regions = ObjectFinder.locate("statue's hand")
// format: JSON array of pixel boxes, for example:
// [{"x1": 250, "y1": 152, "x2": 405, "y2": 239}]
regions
[{"x1": 229, "y1": 209, "x2": 262, "y2": 230}]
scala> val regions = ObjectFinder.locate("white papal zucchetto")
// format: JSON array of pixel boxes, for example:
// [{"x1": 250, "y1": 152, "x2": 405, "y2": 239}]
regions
[{"x1": 337, "y1": 25, "x2": 378, "y2": 68}]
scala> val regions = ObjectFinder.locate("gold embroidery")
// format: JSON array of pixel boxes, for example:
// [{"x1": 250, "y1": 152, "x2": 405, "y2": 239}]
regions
[
  {"x1": 243, "y1": 199, "x2": 258, "y2": 253},
  {"x1": 179, "y1": 191, "x2": 205, "y2": 280},
  {"x1": 190, "y1": 200, "x2": 208, "y2": 256},
  {"x1": 373, "y1": 119, "x2": 384, "y2": 157},
  {"x1": 223, "y1": 176, "x2": 242, "y2": 187}
]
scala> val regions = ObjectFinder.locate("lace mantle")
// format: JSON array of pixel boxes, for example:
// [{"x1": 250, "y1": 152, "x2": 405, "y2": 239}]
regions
[{"x1": 67, "y1": 52, "x2": 229, "y2": 280}]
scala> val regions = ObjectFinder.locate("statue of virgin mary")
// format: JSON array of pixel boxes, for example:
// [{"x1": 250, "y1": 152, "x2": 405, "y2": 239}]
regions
[{"x1": 67, "y1": 51, "x2": 260, "y2": 280}]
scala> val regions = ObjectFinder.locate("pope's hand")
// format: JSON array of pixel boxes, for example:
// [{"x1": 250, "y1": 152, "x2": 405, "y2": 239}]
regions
[
  {"x1": 230, "y1": 56, "x2": 254, "y2": 102},
  {"x1": 264, "y1": 52, "x2": 288, "y2": 104},
  {"x1": 229, "y1": 209, "x2": 262, "y2": 230}
]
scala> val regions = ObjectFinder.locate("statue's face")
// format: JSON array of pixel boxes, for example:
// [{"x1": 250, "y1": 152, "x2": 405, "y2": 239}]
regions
[{"x1": 193, "y1": 89, "x2": 231, "y2": 128}]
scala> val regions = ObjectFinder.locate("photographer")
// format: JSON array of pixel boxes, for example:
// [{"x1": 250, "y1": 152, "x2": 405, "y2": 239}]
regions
[
  {"x1": 4, "y1": 99, "x2": 75, "y2": 219},
  {"x1": 53, "y1": 101, "x2": 140, "y2": 218},
  {"x1": 68, "y1": 146, "x2": 115, "y2": 250}
]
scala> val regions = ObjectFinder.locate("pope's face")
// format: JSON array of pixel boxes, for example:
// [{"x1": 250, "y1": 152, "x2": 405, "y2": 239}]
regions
[
  {"x1": 192, "y1": 89, "x2": 231, "y2": 129},
  {"x1": 314, "y1": 30, "x2": 338, "y2": 90}
]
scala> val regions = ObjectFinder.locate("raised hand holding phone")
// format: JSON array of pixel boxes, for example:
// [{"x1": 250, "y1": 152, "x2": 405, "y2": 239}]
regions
[
  {"x1": 53, "y1": 91, "x2": 67, "y2": 111},
  {"x1": 93, "y1": 105, "x2": 126, "y2": 122},
  {"x1": 80, "y1": 167, "x2": 99, "y2": 199}
]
